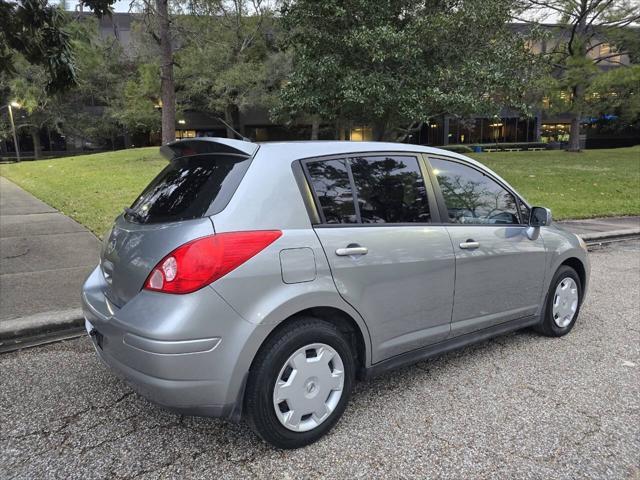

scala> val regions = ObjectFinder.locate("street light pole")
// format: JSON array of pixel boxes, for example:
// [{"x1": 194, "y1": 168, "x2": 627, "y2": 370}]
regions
[{"x1": 7, "y1": 103, "x2": 21, "y2": 162}]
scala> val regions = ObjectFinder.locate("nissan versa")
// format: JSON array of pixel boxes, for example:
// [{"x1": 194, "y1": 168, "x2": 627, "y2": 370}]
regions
[{"x1": 82, "y1": 138, "x2": 589, "y2": 449}]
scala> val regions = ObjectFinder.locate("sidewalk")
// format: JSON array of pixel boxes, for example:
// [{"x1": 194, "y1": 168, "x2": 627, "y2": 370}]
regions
[
  {"x1": 555, "y1": 216, "x2": 640, "y2": 242},
  {"x1": 0, "y1": 177, "x2": 101, "y2": 340}
]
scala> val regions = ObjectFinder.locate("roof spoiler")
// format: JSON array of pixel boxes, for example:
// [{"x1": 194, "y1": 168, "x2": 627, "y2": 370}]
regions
[{"x1": 159, "y1": 137, "x2": 259, "y2": 161}]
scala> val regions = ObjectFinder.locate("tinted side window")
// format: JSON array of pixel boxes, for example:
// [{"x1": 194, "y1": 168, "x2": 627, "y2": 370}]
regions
[
  {"x1": 128, "y1": 154, "x2": 250, "y2": 224},
  {"x1": 429, "y1": 158, "x2": 519, "y2": 225},
  {"x1": 306, "y1": 159, "x2": 357, "y2": 224},
  {"x1": 350, "y1": 156, "x2": 431, "y2": 223}
]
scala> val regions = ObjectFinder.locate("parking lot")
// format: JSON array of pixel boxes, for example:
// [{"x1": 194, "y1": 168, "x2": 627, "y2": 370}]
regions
[{"x1": 1, "y1": 240, "x2": 639, "y2": 479}]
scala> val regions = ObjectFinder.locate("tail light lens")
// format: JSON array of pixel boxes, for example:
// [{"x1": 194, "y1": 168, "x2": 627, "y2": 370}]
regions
[{"x1": 144, "y1": 230, "x2": 282, "y2": 294}]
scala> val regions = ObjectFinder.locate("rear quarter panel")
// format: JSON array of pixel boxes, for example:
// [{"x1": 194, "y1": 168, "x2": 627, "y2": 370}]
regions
[{"x1": 208, "y1": 149, "x2": 373, "y2": 366}]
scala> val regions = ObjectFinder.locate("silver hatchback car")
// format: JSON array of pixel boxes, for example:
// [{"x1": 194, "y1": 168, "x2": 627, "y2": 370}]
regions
[{"x1": 83, "y1": 138, "x2": 589, "y2": 448}]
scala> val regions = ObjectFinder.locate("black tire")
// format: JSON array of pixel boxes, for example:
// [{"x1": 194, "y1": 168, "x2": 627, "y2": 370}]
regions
[
  {"x1": 536, "y1": 265, "x2": 583, "y2": 337},
  {"x1": 244, "y1": 317, "x2": 355, "y2": 449}
]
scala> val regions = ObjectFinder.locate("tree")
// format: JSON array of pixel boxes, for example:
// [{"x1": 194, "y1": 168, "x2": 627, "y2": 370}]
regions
[
  {"x1": 3, "y1": 17, "x2": 132, "y2": 157},
  {"x1": 277, "y1": 0, "x2": 541, "y2": 141},
  {"x1": 129, "y1": 0, "x2": 185, "y2": 144},
  {"x1": 57, "y1": 19, "x2": 132, "y2": 149},
  {"x1": 515, "y1": 0, "x2": 640, "y2": 151},
  {"x1": 587, "y1": 64, "x2": 640, "y2": 129},
  {"x1": 110, "y1": 62, "x2": 162, "y2": 142},
  {"x1": 6, "y1": 58, "x2": 57, "y2": 158},
  {"x1": 176, "y1": 0, "x2": 282, "y2": 138},
  {"x1": 1, "y1": 0, "x2": 115, "y2": 93}
]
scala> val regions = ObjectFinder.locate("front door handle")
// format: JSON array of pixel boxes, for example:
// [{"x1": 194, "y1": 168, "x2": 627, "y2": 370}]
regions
[
  {"x1": 336, "y1": 245, "x2": 368, "y2": 256},
  {"x1": 459, "y1": 240, "x2": 480, "y2": 250}
]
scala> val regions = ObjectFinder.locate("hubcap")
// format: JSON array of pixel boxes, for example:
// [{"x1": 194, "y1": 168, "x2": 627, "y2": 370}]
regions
[
  {"x1": 552, "y1": 277, "x2": 579, "y2": 328},
  {"x1": 273, "y1": 343, "x2": 344, "y2": 432}
]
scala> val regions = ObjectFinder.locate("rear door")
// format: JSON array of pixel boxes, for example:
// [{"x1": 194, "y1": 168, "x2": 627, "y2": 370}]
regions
[
  {"x1": 303, "y1": 153, "x2": 455, "y2": 363},
  {"x1": 427, "y1": 156, "x2": 546, "y2": 336}
]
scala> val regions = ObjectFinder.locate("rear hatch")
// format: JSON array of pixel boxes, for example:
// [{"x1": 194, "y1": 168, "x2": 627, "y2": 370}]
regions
[{"x1": 101, "y1": 151, "x2": 253, "y2": 307}]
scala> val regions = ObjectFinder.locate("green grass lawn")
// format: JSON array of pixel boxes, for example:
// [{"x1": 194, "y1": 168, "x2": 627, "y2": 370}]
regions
[
  {"x1": 1, "y1": 145, "x2": 638, "y2": 238},
  {"x1": 1, "y1": 148, "x2": 164, "y2": 237},
  {"x1": 470, "y1": 147, "x2": 640, "y2": 221}
]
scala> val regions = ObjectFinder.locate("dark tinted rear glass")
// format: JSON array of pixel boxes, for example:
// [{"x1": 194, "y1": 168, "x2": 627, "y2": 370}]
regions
[
  {"x1": 127, "y1": 154, "x2": 251, "y2": 224},
  {"x1": 306, "y1": 159, "x2": 357, "y2": 224},
  {"x1": 350, "y1": 155, "x2": 431, "y2": 223}
]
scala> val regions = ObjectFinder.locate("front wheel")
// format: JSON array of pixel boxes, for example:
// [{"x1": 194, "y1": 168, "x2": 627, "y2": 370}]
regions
[
  {"x1": 536, "y1": 265, "x2": 583, "y2": 337},
  {"x1": 245, "y1": 317, "x2": 355, "y2": 449}
]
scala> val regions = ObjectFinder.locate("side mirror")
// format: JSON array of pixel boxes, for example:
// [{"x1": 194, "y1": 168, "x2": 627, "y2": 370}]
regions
[{"x1": 529, "y1": 206, "x2": 552, "y2": 227}]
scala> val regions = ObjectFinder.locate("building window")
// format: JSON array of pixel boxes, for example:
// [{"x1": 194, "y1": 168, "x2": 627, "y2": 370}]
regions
[
  {"x1": 541, "y1": 124, "x2": 570, "y2": 143},
  {"x1": 350, "y1": 126, "x2": 373, "y2": 142},
  {"x1": 176, "y1": 130, "x2": 196, "y2": 139}
]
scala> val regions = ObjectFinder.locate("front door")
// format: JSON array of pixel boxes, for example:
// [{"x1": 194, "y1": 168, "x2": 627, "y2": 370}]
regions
[
  {"x1": 304, "y1": 154, "x2": 456, "y2": 363},
  {"x1": 428, "y1": 157, "x2": 547, "y2": 336}
]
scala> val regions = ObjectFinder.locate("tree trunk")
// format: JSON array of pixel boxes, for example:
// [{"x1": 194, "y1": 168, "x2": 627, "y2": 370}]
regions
[
  {"x1": 123, "y1": 131, "x2": 132, "y2": 149},
  {"x1": 157, "y1": 0, "x2": 176, "y2": 145},
  {"x1": 567, "y1": 112, "x2": 582, "y2": 151},
  {"x1": 372, "y1": 120, "x2": 388, "y2": 141},
  {"x1": 310, "y1": 115, "x2": 320, "y2": 140},
  {"x1": 31, "y1": 128, "x2": 42, "y2": 160},
  {"x1": 224, "y1": 106, "x2": 235, "y2": 139},
  {"x1": 534, "y1": 110, "x2": 542, "y2": 142}
]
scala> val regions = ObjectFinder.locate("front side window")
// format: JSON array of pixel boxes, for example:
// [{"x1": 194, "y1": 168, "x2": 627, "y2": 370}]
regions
[
  {"x1": 306, "y1": 159, "x2": 357, "y2": 224},
  {"x1": 350, "y1": 156, "x2": 431, "y2": 223},
  {"x1": 429, "y1": 158, "x2": 520, "y2": 225},
  {"x1": 519, "y1": 201, "x2": 531, "y2": 225}
]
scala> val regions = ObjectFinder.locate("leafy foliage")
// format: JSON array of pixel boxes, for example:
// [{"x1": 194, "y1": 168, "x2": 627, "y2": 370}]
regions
[
  {"x1": 587, "y1": 64, "x2": 640, "y2": 128},
  {"x1": 517, "y1": 0, "x2": 640, "y2": 150},
  {"x1": 0, "y1": 0, "x2": 115, "y2": 92},
  {"x1": 276, "y1": 0, "x2": 541, "y2": 139},
  {"x1": 175, "y1": 2, "x2": 283, "y2": 136},
  {"x1": 110, "y1": 62, "x2": 162, "y2": 137}
]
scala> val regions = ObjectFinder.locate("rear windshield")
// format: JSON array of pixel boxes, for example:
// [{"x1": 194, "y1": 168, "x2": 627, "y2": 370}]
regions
[{"x1": 126, "y1": 154, "x2": 251, "y2": 224}]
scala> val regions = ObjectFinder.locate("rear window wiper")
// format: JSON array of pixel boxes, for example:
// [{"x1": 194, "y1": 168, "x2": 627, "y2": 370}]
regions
[{"x1": 123, "y1": 207, "x2": 144, "y2": 223}]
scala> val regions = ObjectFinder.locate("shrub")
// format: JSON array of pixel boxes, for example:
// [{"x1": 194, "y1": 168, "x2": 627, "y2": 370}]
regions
[
  {"x1": 437, "y1": 145, "x2": 474, "y2": 153},
  {"x1": 471, "y1": 142, "x2": 548, "y2": 151}
]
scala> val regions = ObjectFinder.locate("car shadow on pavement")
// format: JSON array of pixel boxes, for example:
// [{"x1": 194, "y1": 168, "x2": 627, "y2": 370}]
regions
[{"x1": 107, "y1": 327, "x2": 545, "y2": 451}]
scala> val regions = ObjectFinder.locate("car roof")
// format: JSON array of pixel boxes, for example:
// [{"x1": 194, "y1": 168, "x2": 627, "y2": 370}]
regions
[
  {"x1": 254, "y1": 140, "x2": 488, "y2": 172},
  {"x1": 255, "y1": 140, "x2": 529, "y2": 206},
  {"x1": 255, "y1": 140, "x2": 464, "y2": 158},
  {"x1": 164, "y1": 138, "x2": 527, "y2": 205}
]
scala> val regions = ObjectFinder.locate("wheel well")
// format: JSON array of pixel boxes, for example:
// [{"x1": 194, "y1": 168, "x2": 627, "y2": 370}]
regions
[
  {"x1": 252, "y1": 306, "x2": 368, "y2": 378},
  {"x1": 561, "y1": 257, "x2": 586, "y2": 290}
]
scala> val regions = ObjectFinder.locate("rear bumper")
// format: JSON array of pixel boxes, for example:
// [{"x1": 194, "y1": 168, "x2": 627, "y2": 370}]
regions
[
  {"x1": 82, "y1": 266, "x2": 269, "y2": 419},
  {"x1": 85, "y1": 318, "x2": 234, "y2": 417}
]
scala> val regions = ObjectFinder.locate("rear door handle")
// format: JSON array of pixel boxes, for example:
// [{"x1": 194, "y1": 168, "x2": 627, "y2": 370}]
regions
[
  {"x1": 335, "y1": 246, "x2": 368, "y2": 256},
  {"x1": 459, "y1": 240, "x2": 480, "y2": 250}
]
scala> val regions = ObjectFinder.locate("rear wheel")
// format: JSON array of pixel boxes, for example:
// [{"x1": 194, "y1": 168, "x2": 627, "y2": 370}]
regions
[
  {"x1": 245, "y1": 317, "x2": 355, "y2": 449},
  {"x1": 536, "y1": 265, "x2": 582, "y2": 337}
]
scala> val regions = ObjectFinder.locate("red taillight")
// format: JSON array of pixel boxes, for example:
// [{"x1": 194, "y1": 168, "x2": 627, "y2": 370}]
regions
[{"x1": 144, "y1": 230, "x2": 282, "y2": 294}]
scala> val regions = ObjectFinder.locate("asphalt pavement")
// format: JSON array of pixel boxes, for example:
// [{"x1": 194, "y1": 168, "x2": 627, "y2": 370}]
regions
[{"x1": 1, "y1": 240, "x2": 639, "y2": 479}]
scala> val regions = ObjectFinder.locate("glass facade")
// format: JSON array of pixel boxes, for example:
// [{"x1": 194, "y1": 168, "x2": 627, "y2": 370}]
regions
[{"x1": 407, "y1": 117, "x2": 538, "y2": 146}]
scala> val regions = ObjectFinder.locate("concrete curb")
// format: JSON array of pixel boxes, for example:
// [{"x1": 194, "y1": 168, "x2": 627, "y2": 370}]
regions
[
  {"x1": 580, "y1": 228, "x2": 640, "y2": 244},
  {"x1": 0, "y1": 309, "x2": 84, "y2": 341}
]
